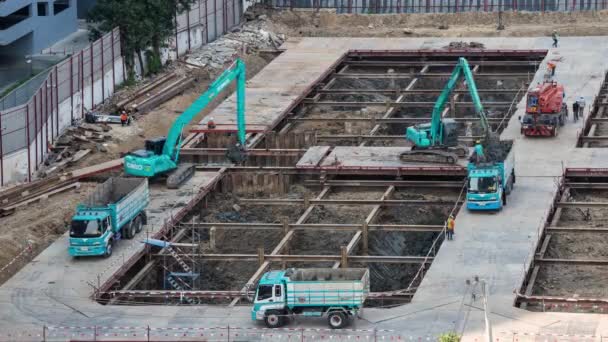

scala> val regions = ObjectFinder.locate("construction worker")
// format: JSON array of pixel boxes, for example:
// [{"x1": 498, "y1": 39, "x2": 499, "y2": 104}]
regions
[
  {"x1": 552, "y1": 30, "x2": 559, "y2": 48},
  {"x1": 446, "y1": 215, "x2": 455, "y2": 241},
  {"x1": 547, "y1": 61, "x2": 556, "y2": 77},
  {"x1": 572, "y1": 101, "x2": 580, "y2": 122},
  {"x1": 207, "y1": 117, "x2": 216, "y2": 129},
  {"x1": 120, "y1": 110, "x2": 129, "y2": 126},
  {"x1": 577, "y1": 96, "x2": 586, "y2": 120}
]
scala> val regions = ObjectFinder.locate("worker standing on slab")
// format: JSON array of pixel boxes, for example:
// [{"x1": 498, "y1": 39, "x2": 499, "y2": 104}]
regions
[
  {"x1": 572, "y1": 101, "x2": 579, "y2": 122},
  {"x1": 551, "y1": 30, "x2": 559, "y2": 48},
  {"x1": 547, "y1": 62, "x2": 556, "y2": 77},
  {"x1": 446, "y1": 215, "x2": 455, "y2": 240},
  {"x1": 577, "y1": 96, "x2": 586, "y2": 120}
]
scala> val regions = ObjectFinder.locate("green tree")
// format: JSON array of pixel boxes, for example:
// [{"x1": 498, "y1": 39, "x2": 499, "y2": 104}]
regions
[{"x1": 88, "y1": 0, "x2": 195, "y2": 80}]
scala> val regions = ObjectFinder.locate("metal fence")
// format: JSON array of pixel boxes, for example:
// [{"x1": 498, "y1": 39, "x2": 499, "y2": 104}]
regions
[
  {"x1": 0, "y1": 28, "x2": 122, "y2": 186},
  {"x1": 173, "y1": 0, "x2": 243, "y2": 58},
  {"x1": 270, "y1": 0, "x2": 608, "y2": 13}
]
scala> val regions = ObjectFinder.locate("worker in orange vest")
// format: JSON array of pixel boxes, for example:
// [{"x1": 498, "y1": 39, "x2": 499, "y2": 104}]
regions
[
  {"x1": 547, "y1": 62, "x2": 556, "y2": 77},
  {"x1": 120, "y1": 110, "x2": 129, "y2": 126},
  {"x1": 446, "y1": 215, "x2": 455, "y2": 240}
]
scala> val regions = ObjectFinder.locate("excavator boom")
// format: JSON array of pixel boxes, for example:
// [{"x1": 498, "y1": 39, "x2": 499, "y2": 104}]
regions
[
  {"x1": 124, "y1": 59, "x2": 247, "y2": 187},
  {"x1": 402, "y1": 57, "x2": 491, "y2": 164}
]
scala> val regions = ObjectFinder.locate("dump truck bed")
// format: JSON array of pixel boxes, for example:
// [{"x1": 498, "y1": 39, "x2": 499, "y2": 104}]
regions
[{"x1": 284, "y1": 268, "x2": 369, "y2": 308}]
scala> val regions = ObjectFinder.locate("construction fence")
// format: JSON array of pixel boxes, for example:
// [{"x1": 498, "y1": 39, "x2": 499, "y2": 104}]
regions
[
  {"x1": 269, "y1": 0, "x2": 608, "y2": 13},
  {"x1": 0, "y1": 28, "x2": 123, "y2": 186},
  {"x1": 0, "y1": 325, "x2": 601, "y2": 341},
  {"x1": 171, "y1": 0, "x2": 244, "y2": 58}
]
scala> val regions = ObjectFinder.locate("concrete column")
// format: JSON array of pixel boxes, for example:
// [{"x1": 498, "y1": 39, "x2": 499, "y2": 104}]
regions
[
  {"x1": 340, "y1": 246, "x2": 348, "y2": 268},
  {"x1": 209, "y1": 227, "x2": 216, "y2": 251}
]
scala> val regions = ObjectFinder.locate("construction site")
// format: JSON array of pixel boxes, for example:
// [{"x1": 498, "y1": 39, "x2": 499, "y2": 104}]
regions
[{"x1": 3, "y1": 4, "x2": 608, "y2": 342}]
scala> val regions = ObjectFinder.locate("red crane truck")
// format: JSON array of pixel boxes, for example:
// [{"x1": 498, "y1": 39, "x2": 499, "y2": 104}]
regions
[{"x1": 520, "y1": 81, "x2": 568, "y2": 137}]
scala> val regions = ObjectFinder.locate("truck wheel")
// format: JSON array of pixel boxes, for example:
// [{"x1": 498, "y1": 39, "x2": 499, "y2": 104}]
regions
[
  {"x1": 104, "y1": 241, "x2": 113, "y2": 258},
  {"x1": 502, "y1": 193, "x2": 507, "y2": 206},
  {"x1": 134, "y1": 215, "x2": 143, "y2": 234},
  {"x1": 328, "y1": 311, "x2": 347, "y2": 329},
  {"x1": 264, "y1": 311, "x2": 284, "y2": 328},
  {"x1": 125, "y1": 221, "x2": 136, "y2": 239}
]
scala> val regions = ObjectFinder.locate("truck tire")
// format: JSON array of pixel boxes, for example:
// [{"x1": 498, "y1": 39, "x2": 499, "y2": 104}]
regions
[
  {"x1": 104, "y1": 241, "x2": 113, "y2": 258},
  {"x1": 502, "y1": 193, "x2": 507, "y2": 206},
  {"x1": 264, "y1": 310, "x2": 284, "y2": 328},
  {"x1": 134, "y1": 215, "x2": 143, "y2": 234},
  {"x1": 328, "y1": 311, "x2": 347, "y2": 329},
  {"x1": 124, "y1": 220, "x2": 136, "y2": 239}
]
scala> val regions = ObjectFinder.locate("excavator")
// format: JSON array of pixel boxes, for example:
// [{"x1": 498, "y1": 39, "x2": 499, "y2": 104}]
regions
[
  {"x1": 124, "y1": 59, "x2": 247, "y2": 188},
  {"x1": 401, "y1": 57, "x2": 491, "y2": 164}
]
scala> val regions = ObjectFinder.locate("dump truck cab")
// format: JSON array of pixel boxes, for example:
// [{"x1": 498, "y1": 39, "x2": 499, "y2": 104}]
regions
[
  {"x1": 69, "y1": 211, "x2": 114, "y2": 256},
  {"x1": 467, "y1": 168, "x2": 503, "y2": 210},
  {"x1": 252, "y1": 270, "x2": 287, "y2": 322}
]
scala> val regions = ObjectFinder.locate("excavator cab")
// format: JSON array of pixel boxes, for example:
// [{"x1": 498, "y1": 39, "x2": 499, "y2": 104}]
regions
[{"x1": 145, "y1": 137, "x2": 166, "y2": 156}]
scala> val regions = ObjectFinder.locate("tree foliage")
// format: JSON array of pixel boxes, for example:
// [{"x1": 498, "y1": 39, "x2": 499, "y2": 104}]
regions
[
  {"x1": 438, "y1": 332, "x2": 460, "y2": 342},
  {"x1": 88, "y1": 0, "x2": 196, "y2": 81}
]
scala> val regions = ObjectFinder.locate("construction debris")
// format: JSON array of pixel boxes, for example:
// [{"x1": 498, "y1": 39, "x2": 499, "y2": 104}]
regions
[
  {"x1": 444, "y1": 41, "x2": 486, "y2": 49},
  {"x1": 186, "y1": 19, "x2": 285, "y2": 70}
]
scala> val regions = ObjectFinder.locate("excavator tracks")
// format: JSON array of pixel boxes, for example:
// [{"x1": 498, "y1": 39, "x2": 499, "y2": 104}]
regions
[
  {"x1": 399, "y1": 150, "x2": 460, "y2": 165},
  {"x1": 166, "y1": 163, "x2": 195, "y2": 189}
]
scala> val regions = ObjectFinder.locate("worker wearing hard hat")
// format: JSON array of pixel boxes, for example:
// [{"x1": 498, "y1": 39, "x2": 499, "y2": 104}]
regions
[
  {"x1": 446, "y1": 215, "x2": 455, "y2": 241},
  {"x1": 552, "y1": 30, "x2": 559, "y2": 48}
]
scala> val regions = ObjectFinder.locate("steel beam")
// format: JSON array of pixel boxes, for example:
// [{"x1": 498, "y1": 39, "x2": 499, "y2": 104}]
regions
[
  {"x1": 566, "y1": 182, "x2": 608, "y2": 189},
  {"x1": 332, "y1": 73, "x2": 531, "y2": 79},
  {"x1": 316, "y1": 134, "x2": 483, "y2": 141},
  {"x1": 289, "y1": 117, "x2": 504, "y2": 123},
  {"x1": 180, "y1": 148, "x2": 306, "y2": 156},
  {"x1": 152, "y1": 253, "x2": 433, "y2": 264},
  {"x1": 546, "y1": 226, "x2": 608, "y2": 233},
  {"x1": 303, "y1": 180, "x2": 464, "y2": 187},
  {"x1": 303, "y1": 100, "x2": 512, "y2": 107},
  {"x1": 178, "y1": 222, "x2": 444, "y2": 232},
  {"x1": 238, "y1": 198, "x2": 461, "y2": 206},
  {"x1": 105, "y1": 290, "x2": 413, "y2": 301},
  {"x1": 557, "y1": 201, "x2": 608, "y2": 208},
  {"x1": 536, "y1": 258, "x2": 608, "y2": 265},
  {"x1": 343, "y1": 61, "x2": 541, "y2": 67},
  {"x1": 316, "y1": 89, "x2": 521, "y2": 95}
]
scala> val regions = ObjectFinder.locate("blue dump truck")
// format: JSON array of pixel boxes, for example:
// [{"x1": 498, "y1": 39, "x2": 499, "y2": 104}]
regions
[
  {"x1": 466, "y1": 140, "x2": 515, "y2": 211},
  {"x1": 68, "y1": 178, "x2": 149, "y2": 257},
  {"x1": 252, "y1": 268, "x2": 370, "y2": 329}
]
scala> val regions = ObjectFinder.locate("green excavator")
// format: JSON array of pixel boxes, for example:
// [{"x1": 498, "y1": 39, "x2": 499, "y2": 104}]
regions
[
  {"x1": 400, "y1": 57, "x2": 491, "y2": 164},
  {"x1": 124, "y1": 59, "x2": 247, "y2": 188}
]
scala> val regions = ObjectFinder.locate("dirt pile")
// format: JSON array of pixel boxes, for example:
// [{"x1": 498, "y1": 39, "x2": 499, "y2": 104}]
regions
[
  {"x1": 186, "y1": 18, "x2": 285, "y2": 70},
  {"x1": 262, "y1": 8, "x2": 608, "y2": 37}
]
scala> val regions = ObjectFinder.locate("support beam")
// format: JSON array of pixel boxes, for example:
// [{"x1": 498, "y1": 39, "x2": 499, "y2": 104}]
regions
[
  {"x1": 238, "y1": 198, "x2": 462, "y2": 206},
  {"x1": 535, "y1": 258, "x2": 608, "y2": 265},
  {"x1": 315, "y1": 89, "x2": 521, "y2": 95},
  {"x1": 303, "y1": 180, "x2": 464, "y2": 187},
  {"x1": 343, "y1": 60, "x2": 541, "y2": 67},
  {"x1": 546, "y1": 226, "x2": 608, "y2": 233},
  {"x1": 289, "y1": 117, "x2": 504, "y2": 124},
  {"x1": 557, "y1": 201, "x2": 608, "y2": 208},
  {"x1": 332, "y1": 73, "x2": 531, "y2": 79},
  {"x1": 231, "y1": 186, "x2": 331, "y2": 306},
  {"x1": 152, "y1": 253, "x2": 434, "y2": 263},
  {"x1": 303, "y1": 101, "x2": 512, "y2": 107},
  {"x1": 178, "y1": 222, "x2": 444, "y2": 232}
]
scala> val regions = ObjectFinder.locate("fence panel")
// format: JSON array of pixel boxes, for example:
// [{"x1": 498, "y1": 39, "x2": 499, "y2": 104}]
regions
[{"x1": 0, "y1": 28, "x2": 121, "y2": 186}]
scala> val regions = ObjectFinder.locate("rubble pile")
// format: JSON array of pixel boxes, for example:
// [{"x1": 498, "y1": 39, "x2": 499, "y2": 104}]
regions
[
  {"x1": 186, "y1": 18, "x2": 285, "y2": 70},
  {"x1": 40, "y1": 123, "x2": 113, "y2": 176}
]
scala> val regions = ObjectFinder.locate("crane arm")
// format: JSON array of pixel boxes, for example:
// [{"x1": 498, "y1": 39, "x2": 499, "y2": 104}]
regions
[
  {"x1": 459, "y1": 57, "x2": 490, "y2": 137},
  {"x1": 430, "y1": 62, "x2": 463, "y2": 145},
  {"x1": 162, "y1": 59, "x2": 246, "y2": 161}
]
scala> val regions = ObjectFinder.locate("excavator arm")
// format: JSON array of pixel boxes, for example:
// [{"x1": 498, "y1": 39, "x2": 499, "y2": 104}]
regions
[
  {"x1": 459, "y1": 57, "x2": 490, "y2": 138},
  {"x1": 163, "y1": 59, "x2": 246, "y2": 162}
]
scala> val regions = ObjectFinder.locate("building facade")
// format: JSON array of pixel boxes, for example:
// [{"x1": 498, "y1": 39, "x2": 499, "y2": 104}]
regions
[{"x1": 0, "y1": 0, "x2": 78, "y2": 58}]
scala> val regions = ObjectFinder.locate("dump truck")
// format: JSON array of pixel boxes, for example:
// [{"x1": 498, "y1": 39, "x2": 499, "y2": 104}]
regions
[
  {"x1": 252, "y1": 268, "x2": 370, "y2": 329},
  {"x1": 520, "y1": 81, "x2": 568, "y2": 137},
  {"x1": 466, "y1": 140, "x2": 515, "y2": 211},
  {"x1": 68, "y1": 177, "x2": 149, "y2": 257}
]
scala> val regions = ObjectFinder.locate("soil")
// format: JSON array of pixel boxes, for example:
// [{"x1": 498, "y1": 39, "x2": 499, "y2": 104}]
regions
[
  {"x1": 263, "y1": 9, "x2": 608, "y2": 38},
  {"x1": 0, "y1": 183, "x2": 97, "y2": 286},
  {"x1": 545, "y1": 233, "x2": 608, "y2": 259},
  {"x1": 534, "y1": 264, "x2": 608, "y2": 297},
  {"x1": 558, "y1": 189, "x2": 608, "y2": 225}
]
